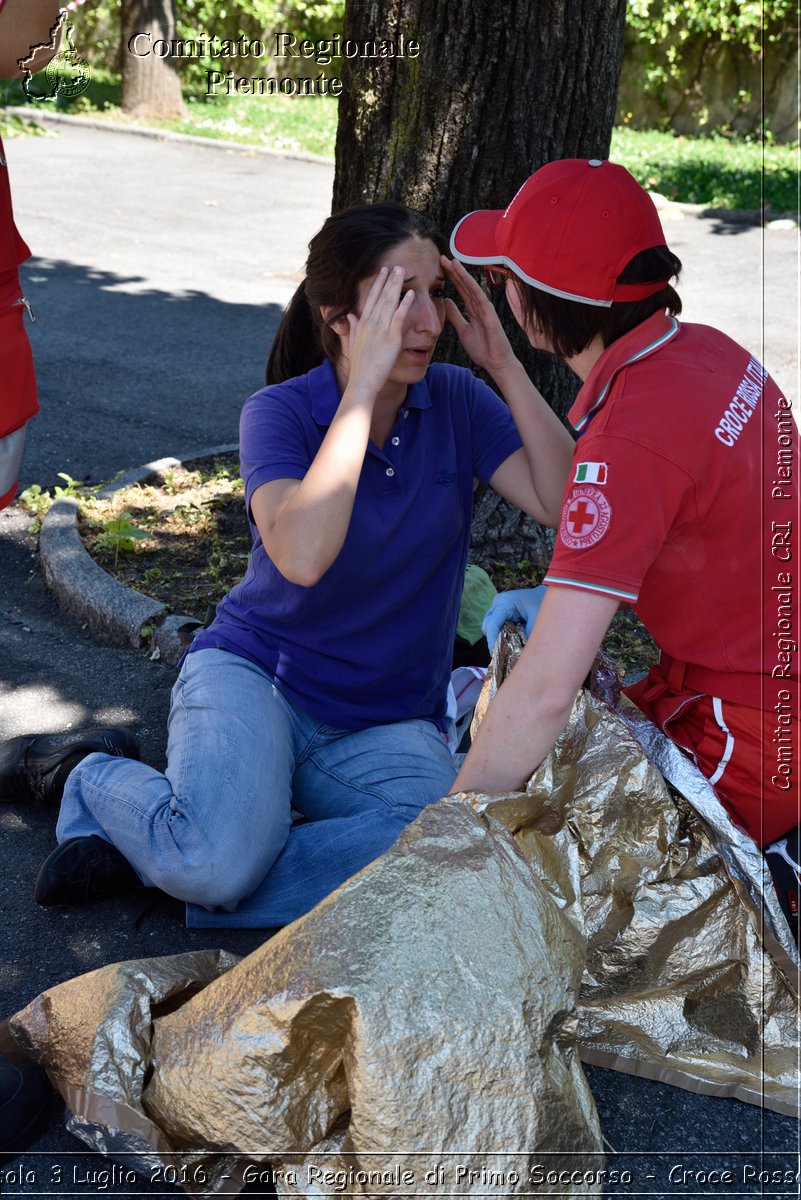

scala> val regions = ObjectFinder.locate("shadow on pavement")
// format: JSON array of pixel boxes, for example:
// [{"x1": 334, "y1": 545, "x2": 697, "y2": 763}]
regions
[{"x1": 20, "y1": 257, "x2": 284, "y2": 492}]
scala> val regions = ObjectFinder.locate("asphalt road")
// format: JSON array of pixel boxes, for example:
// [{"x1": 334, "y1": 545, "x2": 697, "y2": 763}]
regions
[
  {"x1": 0, "y1": 119, "x2": 798, "y2": 1197},
  {"x1": 9, "y1": 118, "x2": 333, "y2": 491},
  {"x1": 6, "y1": 117, "x2": 798, "y2": 501}
]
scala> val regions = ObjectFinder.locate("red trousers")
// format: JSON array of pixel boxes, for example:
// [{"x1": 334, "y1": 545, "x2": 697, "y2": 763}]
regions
[{"x1": 626, "y1": 676, "x2": 799, "y2": 848}]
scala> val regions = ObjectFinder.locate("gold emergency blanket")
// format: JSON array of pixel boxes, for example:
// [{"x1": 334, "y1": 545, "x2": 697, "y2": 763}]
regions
[
  {"x1": 475, "y1": 636, "x2": 800, "y2": 1115},
  {"x1": 8, "y1": 801, "x2": 604, "y2": 1197},
  {"x1": 5, "y1": 633, "x2": 800, "y2": 1195}
]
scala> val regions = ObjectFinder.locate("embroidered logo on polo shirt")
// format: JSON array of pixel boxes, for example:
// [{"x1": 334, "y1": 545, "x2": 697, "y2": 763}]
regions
[
  {"x1": 559, "y1": 485, "x2": 612, "y2": 550},
  {"x1": 434, "y1": 468, "x2": 456, "y2": 486},
  {"x1": 574, "y1": 461, "x2": 608, "y2": 485}
]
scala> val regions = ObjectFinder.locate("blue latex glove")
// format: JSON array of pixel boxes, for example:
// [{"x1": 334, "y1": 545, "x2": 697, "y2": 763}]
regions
[{"x1": 482, "y1": 584, "x2": 548, "y2": 649}]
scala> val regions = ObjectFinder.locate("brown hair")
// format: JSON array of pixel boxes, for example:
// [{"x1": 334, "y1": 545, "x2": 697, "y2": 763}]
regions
[
  {"x1": 266, "y1": 202, "x2": 448, "y2": 384},
  {"x1": 509, "y1": 246, "x2": 683, "y2": 361}
]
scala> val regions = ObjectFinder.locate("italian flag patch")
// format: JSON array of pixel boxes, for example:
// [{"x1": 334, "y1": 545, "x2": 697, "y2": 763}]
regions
[{"x1": 574, "y1": 462, "x2": 608, "y2": 485}]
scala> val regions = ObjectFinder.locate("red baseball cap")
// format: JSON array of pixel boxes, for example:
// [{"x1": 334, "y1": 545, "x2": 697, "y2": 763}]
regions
[{"x1": 450, "y1": 159, "x2": 671, "y2": 307}]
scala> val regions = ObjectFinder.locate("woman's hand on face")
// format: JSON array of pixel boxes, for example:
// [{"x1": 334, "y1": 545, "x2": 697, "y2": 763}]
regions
[
  {"x1": 440, "y1": 256, "x2": 517, "y2": 376},
  {"x1": 343, "y1": 265, "x2": 414, "y2": 399}
]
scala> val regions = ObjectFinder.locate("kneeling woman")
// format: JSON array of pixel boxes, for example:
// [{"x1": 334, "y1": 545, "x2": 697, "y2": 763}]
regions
[
  {"x1": 2, "y1": 202, "x2": 572, "y2": 928},
  {"x1": 447, "y1": 160, "x2": 800, "y2": 944}
]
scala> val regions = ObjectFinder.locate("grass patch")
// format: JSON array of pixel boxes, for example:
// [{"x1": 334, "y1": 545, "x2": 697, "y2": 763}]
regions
[
  {"x1": 17, "y1": 454, "x2": 658, "y2": 679},
  {"x1": 78, "y1": 458, "x2": 252, "y2": 616},
  {"x1": 0, "y1": 71, "x2": 338, "y2": 158},
  {"x1": 18, "y1": 457, "x2": 251, "y2": 617},
  {"x1": 610, "y1": 125, "x2": 798, "y2": 213},
  {"x1": 3, "y1": 71, "x2": 797, "y2": 212},
  {"x1": 171, "y1": 92, "x2": 339, "y2": 157},
  {"x1": 0, "y1": 110, "x2": 55, "y2": 138}
]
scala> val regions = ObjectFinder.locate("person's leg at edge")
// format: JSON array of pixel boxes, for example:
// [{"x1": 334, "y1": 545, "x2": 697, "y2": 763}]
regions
[
  {"x1": 48, "y1": 649, "x2": 299, "y2": 909},
  {"x1": 186, "y1": 715, "x2": 458, "y2": 928}
]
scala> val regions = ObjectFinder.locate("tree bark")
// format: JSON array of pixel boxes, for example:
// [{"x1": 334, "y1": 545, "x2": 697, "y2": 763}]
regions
[
  {"x1": 120, "y1": 0, "x2": 185, "y2": 117},
  {"x1": 333, "y1": 0, "x2": 627, "y2": 569},
  {"x1": 334, "y1": 0, "x2": 627, "y2": 218}
]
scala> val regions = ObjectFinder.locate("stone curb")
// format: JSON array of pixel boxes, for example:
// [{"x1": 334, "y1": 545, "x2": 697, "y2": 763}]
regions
[
  {"x1": 38, "y1": 443, "x2": 238, "y2": 667},
  {"x1": 649, "y1": 191, "x2": 796, "y2": 227},
  {"x1": 2, "y1": 106, "x2": 334, "y2": 166}
]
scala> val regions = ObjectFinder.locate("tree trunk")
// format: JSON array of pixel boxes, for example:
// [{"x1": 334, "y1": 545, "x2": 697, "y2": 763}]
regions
[
  {"x1": 120, "y1": 0, "x2": 185, "y2": 117},
  {"x1": 333, "y1": 0, "x2": 627, "y2": 570}
]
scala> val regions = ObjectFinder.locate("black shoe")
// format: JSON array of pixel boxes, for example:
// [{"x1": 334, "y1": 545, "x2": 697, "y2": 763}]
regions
[
  {"x1": 0, "y1": 727, "x2": 140, "y2": 806},
  {"x1": 34, "y1": 835, "x2": 144, "y2": 906},
  {"x1": 765, "y1": 824, "x2": 801, "y2": 950},
  {"x1": 0, "y1": 1057, "x2": 51, "y2": 1164}
]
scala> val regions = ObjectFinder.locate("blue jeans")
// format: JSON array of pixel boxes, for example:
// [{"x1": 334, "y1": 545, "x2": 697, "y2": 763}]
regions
[{"x1": 56, "y1": 649, "x2": 458, "y2": 928}]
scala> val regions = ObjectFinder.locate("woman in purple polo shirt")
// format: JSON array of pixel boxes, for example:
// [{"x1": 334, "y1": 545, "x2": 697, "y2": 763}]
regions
[{"x1": 3, "y1": 202, "x2": 573, "y2": 929}]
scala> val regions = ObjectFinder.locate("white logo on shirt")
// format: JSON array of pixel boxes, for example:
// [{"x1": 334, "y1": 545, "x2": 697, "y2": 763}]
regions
[{"x1": 714, "y1": 356, "x2": 766, "y2": 447}]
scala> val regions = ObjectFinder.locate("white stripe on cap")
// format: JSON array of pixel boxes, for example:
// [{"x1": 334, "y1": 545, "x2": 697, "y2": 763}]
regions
[{"x1": 449, "y1": 214, "x2": 614, "y2": 308}]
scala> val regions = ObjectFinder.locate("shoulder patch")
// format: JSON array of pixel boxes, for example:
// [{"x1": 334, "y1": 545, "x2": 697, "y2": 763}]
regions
[
  {"x1": 574, "y1": 461, "x2": 608, "y2": 485},
  {"x1": 559, "y1": 485, "x2": 612, "y2": 550}
]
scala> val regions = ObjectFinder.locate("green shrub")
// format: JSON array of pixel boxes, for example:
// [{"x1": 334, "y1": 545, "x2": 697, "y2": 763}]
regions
[{"x1": 611, "y1": 126, "x2": 798, "y2": 213}]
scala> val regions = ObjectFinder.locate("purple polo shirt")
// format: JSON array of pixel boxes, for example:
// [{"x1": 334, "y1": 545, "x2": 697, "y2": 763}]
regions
[{"x1": 189, "y1": 360, "x2": 522, "y2": 731}]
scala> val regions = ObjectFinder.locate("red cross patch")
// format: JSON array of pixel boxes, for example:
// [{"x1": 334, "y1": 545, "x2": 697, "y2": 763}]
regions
[{"x1": 559, "y1": 484, "x2": 612, "y2": 549}]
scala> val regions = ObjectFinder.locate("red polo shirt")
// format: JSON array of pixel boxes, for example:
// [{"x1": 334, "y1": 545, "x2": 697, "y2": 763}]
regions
[
  {"x1": 1, "y1": 134, "x2": 38, "y2": 507},
  {"x1": 0, "y1": 135, "x2": 31, "y2": 284},
  {"x1": 544, "y1": 312, "x2": 800, "y2": 711}
]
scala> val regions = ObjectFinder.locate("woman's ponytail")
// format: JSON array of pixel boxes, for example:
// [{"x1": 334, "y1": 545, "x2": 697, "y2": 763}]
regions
[{"x1": 265, "y1": 281, "x2": 324, "y2": 385}]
